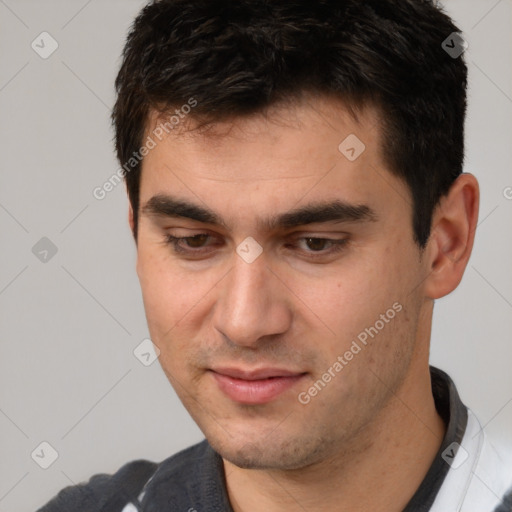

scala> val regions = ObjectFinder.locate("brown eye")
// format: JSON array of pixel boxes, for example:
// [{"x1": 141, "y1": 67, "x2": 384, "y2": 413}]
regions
[
  {"x1": 163, "y1": 233, "x2": 217, "y2": 256},
  {"x1": 304, "y1": 238, "x2": 329, "y2": 251},
  {"x1": 291, "y1": 237, "x2": 349, "y2": 260},
  {"x1": 184, "y1": 234, "x2": 209, "y2": 248}
]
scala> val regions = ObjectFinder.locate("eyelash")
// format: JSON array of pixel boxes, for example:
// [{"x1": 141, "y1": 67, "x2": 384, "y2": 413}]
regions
[{"x1": 163, "y1": 234, "x2": 349, "y2": 259}]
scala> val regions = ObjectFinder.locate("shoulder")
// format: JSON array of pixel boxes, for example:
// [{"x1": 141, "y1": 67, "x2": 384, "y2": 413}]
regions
[
  {"x1": 37, "y1": 440, "x2": 210, "y2": 512},
  {"x1": 432, "y1": 408, "x2": 512, "y2": 512},
  {"x1": 138, "y1": 439, "x2": 230, "y2": 509}
]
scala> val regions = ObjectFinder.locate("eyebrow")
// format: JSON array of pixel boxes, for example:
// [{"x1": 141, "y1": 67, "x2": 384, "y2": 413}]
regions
[{"x1": 141, "y1": 194, "x2": 378, "y2": 231}]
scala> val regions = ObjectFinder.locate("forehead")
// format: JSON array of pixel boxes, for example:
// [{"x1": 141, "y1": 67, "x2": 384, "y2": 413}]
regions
[
  {"x1": 139, "y1": 96, "x2": 411, "y2": 230},
  {"x1": 142, "y1": 97, "x2": 378, "y2": 176}
]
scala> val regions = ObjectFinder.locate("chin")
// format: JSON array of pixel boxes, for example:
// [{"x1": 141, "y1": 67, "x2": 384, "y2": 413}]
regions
[{"x1": 208, "y1": 432, "x2": 328, "y2": 471}]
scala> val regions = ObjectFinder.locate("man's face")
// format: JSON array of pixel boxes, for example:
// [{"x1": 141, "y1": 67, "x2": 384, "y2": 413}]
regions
[{"x1": 135, "y1": 97, "x2": 430, "y2": 470}]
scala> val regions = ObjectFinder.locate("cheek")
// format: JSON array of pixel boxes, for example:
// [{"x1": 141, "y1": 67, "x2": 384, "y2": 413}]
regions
[
  {"x1": 137, "y1": 251, "x2": 211, "y2": 384},
  {"x1": 289, "y1": 241, "x2": 415, "y2": 352},
  {"x1": 137, "y1": 245, "x2": 208, "y2": 340}
]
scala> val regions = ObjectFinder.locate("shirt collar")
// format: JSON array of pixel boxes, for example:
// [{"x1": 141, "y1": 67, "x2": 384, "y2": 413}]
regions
[{"x1": 402, "y1": 365, "x2": 468, "y2": 511}]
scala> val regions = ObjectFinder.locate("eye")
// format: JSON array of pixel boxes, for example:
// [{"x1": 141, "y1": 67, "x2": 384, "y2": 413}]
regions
[
  {"x1": 292, "y1": 237, "x2": 349, "y2": 258},
  {"x1": 303, "y1": 238, "x2": 332, "y2": 251},
  {"x1": 179, "y1": 234, "x2": 209, "y2": 248},
  {"x1": 163, "y1": 233, "x2": 216, "y2": 254}
]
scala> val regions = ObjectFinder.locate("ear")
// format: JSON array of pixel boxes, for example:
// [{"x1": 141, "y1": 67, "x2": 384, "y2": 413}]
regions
[
  {"x1": 423, "y1": 173, "x2": 479, "y2": 300},
  {"x1": 128, "y1": 202, "x2": 135, "y2": 237},
  {"x1": 125, "y1": 182, "x2": 137, "y2": 240}
]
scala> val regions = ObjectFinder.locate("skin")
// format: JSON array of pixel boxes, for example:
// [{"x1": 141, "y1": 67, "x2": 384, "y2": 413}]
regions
[{"x1": 129, "y1": 95, "x2": 479, "y2": 511}]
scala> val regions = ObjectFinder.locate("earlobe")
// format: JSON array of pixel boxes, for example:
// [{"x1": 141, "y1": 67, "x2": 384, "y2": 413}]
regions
[{"x1": 423, "y1": 173, "x2": 479, "y2": 300}]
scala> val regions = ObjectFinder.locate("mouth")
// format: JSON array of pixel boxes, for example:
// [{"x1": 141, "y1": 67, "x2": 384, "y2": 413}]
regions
[{"x1": 209, "y1": 367, "x2": 307, "y2": 405}]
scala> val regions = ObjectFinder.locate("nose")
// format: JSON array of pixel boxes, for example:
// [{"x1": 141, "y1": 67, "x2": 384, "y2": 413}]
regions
[{"x1": 212, "y1": 252, "x2": 292, "y2": 348}]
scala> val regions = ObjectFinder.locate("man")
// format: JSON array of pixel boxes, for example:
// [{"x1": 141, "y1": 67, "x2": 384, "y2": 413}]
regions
[{"x1": 39, "y1": 0, "x2": 512, "y2": 511}]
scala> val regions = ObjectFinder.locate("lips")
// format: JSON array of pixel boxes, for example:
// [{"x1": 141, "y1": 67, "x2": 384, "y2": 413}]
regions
[{"x1": 210, "y1": 367, "x2": 306, "y2": 404}]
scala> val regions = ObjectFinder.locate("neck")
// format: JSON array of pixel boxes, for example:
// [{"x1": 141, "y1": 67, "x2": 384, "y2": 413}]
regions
[{"x1": 223, "y1": 357, "x2": 446, "y2": 512}]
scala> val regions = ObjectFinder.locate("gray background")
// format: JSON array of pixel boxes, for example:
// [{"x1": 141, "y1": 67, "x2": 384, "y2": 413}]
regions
[{"x1": 0, "y1": 1, "x2": 511, "y2": 510}]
